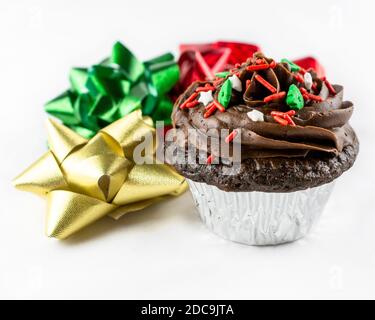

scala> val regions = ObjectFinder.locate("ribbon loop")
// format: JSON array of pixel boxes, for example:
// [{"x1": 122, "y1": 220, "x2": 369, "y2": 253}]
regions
[{"x1": 45, "y1": 41, "x2": 179, "y2": 138}]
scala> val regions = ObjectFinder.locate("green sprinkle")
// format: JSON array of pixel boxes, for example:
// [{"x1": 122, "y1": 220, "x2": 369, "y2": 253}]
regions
[
  {"x1": 286, "y1": 84, "x2": 304, "y2": 110},
  {"x1": 281, "y1": 58, "x2": 301, "y2": 72},
  {"x1": 218, "y1": 79, "x2": 232, "y2": 108},
  {"x1": 215, "y1": 71, "x2": 230, "y2": 78}
]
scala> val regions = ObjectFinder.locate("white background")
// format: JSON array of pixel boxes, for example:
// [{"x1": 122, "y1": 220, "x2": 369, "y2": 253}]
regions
[{"x1": 0, "y1": 0, "x2": 374, "y2": 299}]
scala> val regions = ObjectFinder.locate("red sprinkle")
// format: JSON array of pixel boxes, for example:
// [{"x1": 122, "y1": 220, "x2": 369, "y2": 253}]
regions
[
  {"x1": 225, "y1": 130, "x2": 238, "y2": 143},
  {"x1": 196, "y1": 85, "x2": 215, "y2": 92},
  {"x1": 271, "y1": 110, "x2": 296, "y2": 126},
  {"x1": 273, "y1": 115, "x2": 288, "y2": 126},
  {"x1": 312, "y1": 82, "x2": 318, "y2": 92},
  {"x1": 234, "y1": 63, "x2": 241, "y2": 68},
  {"x1": 230, "y1": 69, "x2": 240, "y2": 77},
  {"x1": 213, "y1": 100, "x2": 226, "y2": 112},
  {"x1": 322, "y1": 77, "x2": 337, "y2": 95},
  {"x1": 203, "y1": 103, "x2": 217, "y2": 118},
  {"x1": 264, "y1": 91, "x2": 286, "y2": 103},
  {"x1": 256, "y1": 58, "x2": 264, "y2": 65},
  {"x1": 270, "y1": 110, "x2": 296, "y2": 117},
  {"x1": 255, "y1": 74, "x2": 277, "y2": 93},
  {"x1": 246, "y1": 64, "x2": 269, "y2": 71},
  {"x1": 206, "y1": 154, "x2": 214, "y2": 164},
  {"x1": 246, "y1": 79, "x2": 251, "y2": 90},
  {"x1": 294, "y1": 73, "x2": 304, "y2": 83},
  {"x1": 306, "y1": 93, "x2": 323, "y2": 102},
  {"x1": 180, "y1": 92, "x2": 198, "y2": 109},
  {"x1": 271, "y1": 110, "x2": 296, "y2": 117},
  {"x1": 270, "y1": 111, "x2": 283, "y2": 117},
  {"x1": 185, "y1": 100, "x2": 199, "y2": 108},
  {"x1": 284, "y1": 114, "x2": 296, "y2": 126},
  {"x1": 269, "y1": 60, "x2": 276, "y2": 68},
  {"x1": 299, "y1": 68, "x2": 307, "y2": 75},
  {"x1": 299, "y1": 87, "x2": 308, "y2": 95}
]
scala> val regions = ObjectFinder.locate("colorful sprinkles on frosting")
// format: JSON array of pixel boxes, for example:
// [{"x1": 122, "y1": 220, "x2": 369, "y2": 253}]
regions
[
  {"x1": 286, "y1": 84, "x2": 304, "y2": 110},
  {"x1": 179, "y1": 92, "x2": 198, "y2": 109},
  {"x1": 281, "y1": 58, "x2": 300, "y2": 72},
  {"x1": 198, "y1": 90, "x2": 213, "y2": 106},
  {"x1": 228, "y1": 75, "x2": 242, "y2": 92},
  {"x1": 322, "y1": 77, "x2": 337, "y2": 95},
  {"x1": 179, "y1": 54, "x2": 340, "y2": 165},
  {"x1": 271, "y1": 110, "x2": 296, "y2": 126},
  {"x1": 218, "y1": 79, "x2": 232, "y2": 108},
  {"x1": 304, "y1": 72, "x2": 313, "y2": 90},
  {"x1": 254, "y1": 74, "x2": 277, "y2": 93},
  {"x1": 215, "y1": 71, "x2": 230, "y2": 78},
  {"x1": 247, "y1": 109, "x2": 264, "y2": 122},
  {"x1": 264, "y1": 91, "x2": 286, "y2": 103},
  {"x1": 179, "y1": 53, "x2": 338, "y2": 143},
  {"x1": 196, "y1": 84, "x2": 215, "y2": 92}
]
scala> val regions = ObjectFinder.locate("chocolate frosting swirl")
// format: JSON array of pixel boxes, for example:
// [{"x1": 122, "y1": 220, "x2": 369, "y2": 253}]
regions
[{"x1": 172, "y1": 53, "x2": 357, "y2": 160}]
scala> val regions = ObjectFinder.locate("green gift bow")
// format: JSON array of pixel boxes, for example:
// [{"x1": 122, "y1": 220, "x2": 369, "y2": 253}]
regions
[{"x1": 45, "y1": 42, "x2": 180, "y2": 138}]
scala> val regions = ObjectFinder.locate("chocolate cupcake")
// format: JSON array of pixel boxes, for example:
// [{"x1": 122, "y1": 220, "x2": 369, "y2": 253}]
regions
[{"x1": 167, "y1": 52, "x2": 359, "y2": 245}]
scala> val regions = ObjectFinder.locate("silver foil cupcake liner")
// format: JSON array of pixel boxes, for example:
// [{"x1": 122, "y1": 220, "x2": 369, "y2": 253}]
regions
[{"x1": 187, "y1": 179, "x2": 335, "y2": 246}]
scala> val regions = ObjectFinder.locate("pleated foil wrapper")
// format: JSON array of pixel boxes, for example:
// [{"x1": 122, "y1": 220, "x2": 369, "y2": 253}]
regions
[{"x1": 187, "y1": 179, "x2": 335, "y2": 246}]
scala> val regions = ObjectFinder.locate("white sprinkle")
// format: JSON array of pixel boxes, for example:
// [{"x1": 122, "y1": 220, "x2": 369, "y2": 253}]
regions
[
  {"x1": 198, "y1": 90, "x2": 213, "y2": 106},
  {"x1": 304, "y1": 72, "x2": 313, "y2": 90},
  {"x1": 228, "y1": 75, "x2": 242, "y2": 92},
  {"x1": 247, "y1": 109, "x2": 264, "y2": 122}
]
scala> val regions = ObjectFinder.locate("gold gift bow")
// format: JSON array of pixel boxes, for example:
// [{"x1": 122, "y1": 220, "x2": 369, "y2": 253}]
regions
[{"x1": 13, "y1": 110, "x2": 187, "y2": 239}]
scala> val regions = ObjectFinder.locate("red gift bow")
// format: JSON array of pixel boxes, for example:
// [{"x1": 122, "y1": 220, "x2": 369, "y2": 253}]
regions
[
  {"x1": 293, "y1": 56, "x2": 325, "y2": 78},
  {"x1": 174, "y1": 41, "x2": 325, "y2": 94},
  {"x1": 176, "y1": 41, "x2": 260, "y2": 93}
]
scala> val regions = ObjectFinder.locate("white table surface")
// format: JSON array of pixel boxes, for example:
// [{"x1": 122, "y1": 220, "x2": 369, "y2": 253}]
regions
[{"x1": 1, "y1": 0, "x2": 374, "y2": 299}]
